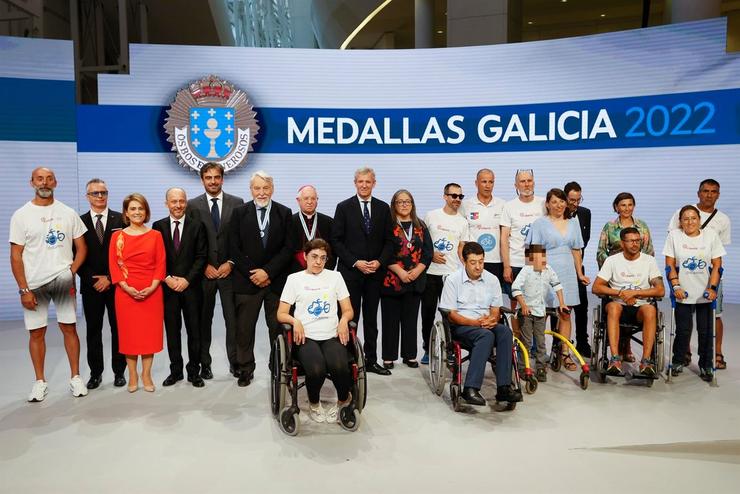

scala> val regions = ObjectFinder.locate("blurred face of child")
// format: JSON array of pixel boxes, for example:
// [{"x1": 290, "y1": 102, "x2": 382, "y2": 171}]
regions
[{"x1": 530, "y1": 251, "x2": 547, "y2": 271}]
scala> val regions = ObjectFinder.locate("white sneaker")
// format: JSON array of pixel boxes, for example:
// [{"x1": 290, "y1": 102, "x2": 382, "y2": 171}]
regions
[
  {"x1": 326, "y1": 404, "x2": 338, "y2": 423},
  {"x1": 308, "y1": 402, "x2": 326, "y2": 423},
  {"x1": 70, "y1": 375, "x2": 88, "y2": 397},
  {"x1": 28, "y1": 380, "x2": 48, "y2": 402}
]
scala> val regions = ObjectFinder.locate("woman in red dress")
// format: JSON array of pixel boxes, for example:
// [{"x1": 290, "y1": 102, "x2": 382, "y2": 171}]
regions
[{"x1": 109, "y1": 193, "x2": 166, "y2": 393}]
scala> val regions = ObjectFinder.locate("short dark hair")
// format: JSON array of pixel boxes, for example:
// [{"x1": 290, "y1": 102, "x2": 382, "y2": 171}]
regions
[
  {"x1": 525, "y1": 244, "x2": 546, "y2": 257},
  {"x1": 444, "y1": 182, "x2": 462, "y2": 194},
  {"x1": 612, "y1": 192, "x2": 635, "y2": 213},
  {"x1": 462, "y1": 241, "x2": 484, "y2": 260},
  {"x1": 303, "y1": 238, "x2": 331, "y2": 257},
  {"x1": 563, "y1": 181, "x2": 581, "y2": 195},
  {"x1": 619, "y1": 227, "x2": 640, "y2": 241},
  {"x1": 699, "y1": 178, "x2": 720, "y2": 190},
  {"x1": 200, "y1": 162, "x2": 224, "y2": 179}
]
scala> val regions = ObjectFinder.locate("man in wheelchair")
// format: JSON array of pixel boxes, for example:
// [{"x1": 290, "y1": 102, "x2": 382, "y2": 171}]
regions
[
  {"x1": 439, "y1": 242, "x2": 523, "y2": 406},
  {"x1": 277, "y1": 239, "x2": 354, "y2": 423},
  {"x1": 592, "y1": 227, "x2": 665, "y2": 377}
]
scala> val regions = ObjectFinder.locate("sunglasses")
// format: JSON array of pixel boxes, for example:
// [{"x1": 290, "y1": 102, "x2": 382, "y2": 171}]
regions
[
  {"x1": 87, "y1": 191, "x2": 109, "y2": 197},
  {"x1": 445, "y1": 193, "x2": 465, "y2": 200}
]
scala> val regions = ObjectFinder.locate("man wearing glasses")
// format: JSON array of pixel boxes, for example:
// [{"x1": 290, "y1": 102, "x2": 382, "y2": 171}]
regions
[
  {"x1": 420, "y1": 183, "x2": 469, "y2": 364},
  {"x1": 78, "y1": 178, "x2": 126, "y2": 389},
  {"x1": 461, "y1": 169, "x2": 506, "y2": 283},
  {"x1": 565, "y1": 181, "x2": 592, "y2": 357}
]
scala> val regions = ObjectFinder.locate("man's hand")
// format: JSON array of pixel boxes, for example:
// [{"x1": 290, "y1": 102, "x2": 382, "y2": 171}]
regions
[
  {"x1": 478, "y1": 315, "x2": 498, "y2": 329},
  {"x1": 20, "y1": 291, "x2": 37, "y2": 310},
  {"x1": 165, "y1": 276, "x2": 179, "y2": 290},
  {"x1": 620, "y1": 289, "x2": 639, "y2": 306},
  {"x1": 249, "y1": 268, "x2": 270, "y2": 287},
  {"x1": 579, "y1": 274, "x2": 591, "y2": 285},
  {"x1": 217, "y1": 262, "x2": 233, "y2": 278},
  {"x1": 366, "y1": 260, "x2": 380, "y2": 272},
  {"x1": 204, "y1": 264, "x2": 219, "y2": 279},
  {"x1": 355, "y1": 260, "x2": 373, "y2": 274},
  {"x1": 503, "y1": 266, "x2": 513, "y2": 283},
  {"x1": 432, "y1": 252, "x2": 446, "y2": 264},
  {"x1": 92, "y1": 275, "x2": 111, "y2": 292}
]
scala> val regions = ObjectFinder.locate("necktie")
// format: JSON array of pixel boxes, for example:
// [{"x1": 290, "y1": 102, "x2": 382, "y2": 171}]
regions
[
  {"x1": 362, "y1": 201, "x2": 371, "y2": 234},
  {"x1": 95, "y1": 214, "x2": 104, "y2": 244},
  {"x1": 259, "y1": 207, "x2": 268, "y2": 247},
  {"x1": 211, "y1": 198, "x2": 220, "y2": 230},
  {"x1": 173, "y1": 221, "x2": 181, "y2": 252}
]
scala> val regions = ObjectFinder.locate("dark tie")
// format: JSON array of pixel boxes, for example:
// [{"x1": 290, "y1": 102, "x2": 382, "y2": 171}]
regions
[
  {"x1": 95, "y1": 214, "x2": 104, "y2": 244},
  {"x1": 211, "y1": 198, "x2": 220, "y2": 230},
  {"x1": 173, "y1": 221, "x2": 181, "y2": 252},
  {"x1": 259, "y1": 207, "x2": 268, "y2": 248},
  {"x1": 362, "y1": 201, "x2": 371, "y2": 234}
]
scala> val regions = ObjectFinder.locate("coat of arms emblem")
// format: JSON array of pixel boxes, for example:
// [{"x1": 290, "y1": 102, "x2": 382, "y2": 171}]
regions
[{"x1": 164, "y1": 75, "x2": 259, "y2": 173}]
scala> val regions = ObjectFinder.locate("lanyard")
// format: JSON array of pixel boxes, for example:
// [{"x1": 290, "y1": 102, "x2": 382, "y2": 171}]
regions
[
  {"x1": 257, "y1": 201, "x2": 272, "y2": 238},
  {"x1": 399, "y1": 221, "x2": 414, "y2": 249},
  {"x1": 298, "y1": 212, "x2": 317, "y2": 241}
]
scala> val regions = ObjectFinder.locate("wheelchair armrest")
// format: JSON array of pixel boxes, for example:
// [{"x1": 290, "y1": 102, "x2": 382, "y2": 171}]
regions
[
  {"x1": 280, "y1": 323, "x2": 292, "y2": 332},
  {"x1": 499, "y1": 306, "x2": 515, "y2": 315}
]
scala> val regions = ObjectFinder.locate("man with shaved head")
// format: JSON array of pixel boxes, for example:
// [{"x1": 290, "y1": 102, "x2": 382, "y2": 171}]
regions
[
  {"x1": 153, "y1": 188, "x2": 208, "y2": 387},
  {"x1": 288, "y1": 185, "x2": 335, "y2": 272},
  {"x1": 10, "y1": 167, "x2": 89, "y2": 402}
]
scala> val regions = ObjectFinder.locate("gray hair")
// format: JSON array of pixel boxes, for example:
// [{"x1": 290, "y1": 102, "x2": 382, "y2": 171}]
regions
[
  {"x1": 296, "y1": 185, "x2": 317, "y2": 199},
  {"x1": 476, "y1": 168, "x2": 494, "y2": 180},
  {"x1": 250, "y1": 170, "x2": 273, "y2": 186},
  {"x1": 86, "y1": 178, "x2": 106, "y2": 188},
  {"x1": 515, "y1": 168, "x2": 534, "y2": 181},
  {"x1": 354, "y1": 166, "x2": 376, "y2": 180}
]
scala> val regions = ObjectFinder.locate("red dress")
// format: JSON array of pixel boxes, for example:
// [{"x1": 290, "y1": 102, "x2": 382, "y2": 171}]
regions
[{"x1": 109, "y1": 229, "x2": 166, "y2": 355}]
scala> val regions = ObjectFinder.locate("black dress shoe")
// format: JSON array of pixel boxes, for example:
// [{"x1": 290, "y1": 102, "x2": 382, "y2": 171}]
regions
[
  {"x1": 382, "y1": 361, "x2": 395, "y2": 370},
  {"x1": 403, "y1": 359, "x2": 419, "y2": 368},
  {"x1": 162, "y1": 374, "x2": 184, "y2": 387},
  {"x1": 200, "y1": 366, "x2": 213, "y2": 380},
  {"x1": 87, "y1": 375, "x2": 102, "y2": 389},
  {"x1": 462, "y1": 387, "x2": 487, "y2": 406},
  {"x1": 237, "y1": 371, "x2": 253, "y2": 387},
  {"x1": 495, "y1": 385, "x2": 523, "y2": 403},
  {"x1": 113, "y1": 375, "x2": 126, "y2": 387},
  {"x1": 188, "y1": 375, "x2": 205, "y2": 387},
  {"x1": 367, "y1": 362, "x2": 391, "y2": 376}
]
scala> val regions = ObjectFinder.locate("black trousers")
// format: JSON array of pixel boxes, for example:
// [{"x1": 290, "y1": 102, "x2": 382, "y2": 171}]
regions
[
  {"x1": 295, "y1": 338, "x2": 351, "y2": 403},
  {"x1": 673, "y1": 303, "x2": 713, "y2": 369},
  {"x1": 420, "y1": 274, "x2": 445, "y2": 352},
  {"x1": 234, "y1": 288, "x2": 280, "y2": 375},
  {"x1": 82, "y1": 288, "x2": 126, "y2": 377},
  {"x1": 164, "y1": 287, "x2": 202, "y2": 377},
  {"x1": 344, "y1": 275, "x2": 381, "y2": 363},
  {"x1": 201, "y1": 276, "x2": 238, "y2": 368},
  {"x1": 381, "y1": 291, "x2": 421, "y2": 361},
  {"x1": 573, "y1": 267, "x2": 590, "y2": 350}
]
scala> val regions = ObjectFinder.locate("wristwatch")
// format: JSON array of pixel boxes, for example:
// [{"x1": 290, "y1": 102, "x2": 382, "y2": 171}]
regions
[
  {"x1": 709, "y1": 284, "x2": 718, "y2": 291},
  {"x1": 18, "y1": 287, "x2": 31, "y2": 295}
]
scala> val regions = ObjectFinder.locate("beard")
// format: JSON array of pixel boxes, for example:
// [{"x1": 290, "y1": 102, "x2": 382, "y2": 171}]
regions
[
  {"x1": 35, "y1": 187, "x2": 53, "y2": 198},
  {"x1": 254, "y1": 199, "x2": 270, "y2": 208},
  {"x1": 518, "y1": 189, "x2": 534, "y2": 197}
]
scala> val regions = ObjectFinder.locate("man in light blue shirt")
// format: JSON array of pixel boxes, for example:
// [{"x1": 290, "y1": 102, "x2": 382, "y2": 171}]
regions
[{"x1": 439, "y1": 242, "x2": 523, "y2": 406}]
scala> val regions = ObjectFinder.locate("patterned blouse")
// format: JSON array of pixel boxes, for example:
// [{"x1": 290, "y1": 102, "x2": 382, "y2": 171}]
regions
[
  {"x1": 596, "y1": 217, "x2": 654, "y2": 268},
  {"x1": 382, "y1": 221, "x2": 433, "y2": 294}
]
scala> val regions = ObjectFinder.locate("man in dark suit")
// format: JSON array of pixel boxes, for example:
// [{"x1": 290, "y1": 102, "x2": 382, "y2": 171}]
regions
[
  {"x1": 288, "y1": 185, "x2": 336, "y2": 273},
  {"x1": 331, "y1": 167, "x2": 392, "y2": 375},
  {"x1": 78, "y1": 178, "x2": 126, "y2": 389},
  {"x1": 187, "y1": 162, "x2": 244, "y2": 379},
  {"x1": 565, "y1": 181, "x2": 592, "y2": 357},
  {"x1": 153, "y1": 188, "x2": 208, "y2": 387},
  {"x1": 229, "y1": 170, "x2": 293, "y2": 387}
]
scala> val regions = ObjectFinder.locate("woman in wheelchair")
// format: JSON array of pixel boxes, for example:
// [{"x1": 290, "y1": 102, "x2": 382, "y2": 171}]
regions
[
  {"x1": 663, "y1": 205, "x2": 725, "y2": 381},
  {"x1": 592, "y1": 227, "x2": 665, "y2": 377},
  {"x1": 277, "y1": 239, "x2": 354, "y2": 423}
]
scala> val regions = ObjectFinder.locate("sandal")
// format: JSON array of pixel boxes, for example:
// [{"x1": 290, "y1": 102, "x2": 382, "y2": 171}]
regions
[
  {"x1": 561, "y1": 353, "x2": 577, "y2": 371},
  {"x1": 716, "y1": 353, "x2": 727, "y2": 370}
]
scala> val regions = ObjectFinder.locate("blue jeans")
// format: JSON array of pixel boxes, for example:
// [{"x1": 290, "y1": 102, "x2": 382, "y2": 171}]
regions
[{"x1": 451, "y1": 324, "x2": 513, "y2": 389}]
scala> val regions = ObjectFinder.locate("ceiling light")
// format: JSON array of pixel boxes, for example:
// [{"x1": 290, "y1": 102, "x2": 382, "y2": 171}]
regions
[
  {"x1": 340, "y1": 0, "x2": 394, "y2": 50},
  {"x1": 561, "y1": 0, "x2": 567, "y2": 3},
  {"x1": 600, "y1": 13, "x2": 606, "y2": 18},
  {"x1": 436, "y1": 30, "x2": 444, "y2": 34},
  {"x1": 527, "y1": 21, "x2": 533, "y2": 25}
]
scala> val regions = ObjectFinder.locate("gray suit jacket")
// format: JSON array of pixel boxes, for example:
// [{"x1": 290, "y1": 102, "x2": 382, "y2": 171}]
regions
[{"x1": 188, "y1": 191, "x2": 244, "y2": 267}]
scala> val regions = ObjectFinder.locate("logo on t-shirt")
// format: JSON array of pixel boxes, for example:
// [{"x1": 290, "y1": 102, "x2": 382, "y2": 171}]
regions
[
  {"x1": 520, "y1": 224, "x2": 531, "y2": 237},
  {"x1": 307, "y1": 298, "x2": 330, "y2": 317},
  {"x1": 434, "y1": 237, "x2": 453, "y2": 252},
  {"x1": 45, "y1": 228, "x2": 66, "y2": 247},
  {"x1": 477, "y1": 233, "x2": 496, "y2": 252},
  {"x1": 469, "y1": 212, "x2": 479, "y2": 220},
  {"x1": 682, "y1": 256, "x2": 706, "y2": 272}
]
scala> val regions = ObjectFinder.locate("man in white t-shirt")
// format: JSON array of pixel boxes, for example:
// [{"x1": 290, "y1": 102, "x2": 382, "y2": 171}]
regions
[
  {"x1": 500, "y1": 169, "x2": 546, "y2": 313},
  {"x1": 667, "y1": 178, "x2": 731, "y2": 370},
  {"x1": 461, "y1": 168, "x2": 506, "y2": 283},
  {"x1": 9, "y1": 167, "x2": 89, "y2": 402},
  {"x1": 592, "y1": 227, "x2": 665, "y2": 377},
  {"x1": 420, "y1": 182, "x2": 469, "y2": 364}
]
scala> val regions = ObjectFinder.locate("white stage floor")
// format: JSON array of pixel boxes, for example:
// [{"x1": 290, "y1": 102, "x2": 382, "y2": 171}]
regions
[{"x1": 1, "y1": 300, "x2": 738, "y2": 493}]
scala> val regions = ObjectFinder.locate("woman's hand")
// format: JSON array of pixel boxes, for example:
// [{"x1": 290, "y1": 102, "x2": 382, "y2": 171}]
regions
[
  {"x1": 704, "y1": 287, "x2": 717, "y2": 301},
  {"x1": 293, "y1": 320, "x2": 306, "y2": 345},
  {"x1": 337, "y1": 320, "x2": 349, "y2": 345},
  {"x1": 120, "y1": 283, "x2": 139, "y2": 299}
]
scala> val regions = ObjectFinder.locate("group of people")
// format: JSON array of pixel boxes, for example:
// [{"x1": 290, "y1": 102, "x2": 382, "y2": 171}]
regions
[{"x1": 10, "y1": 165, "x2": 731, "y2": 411}]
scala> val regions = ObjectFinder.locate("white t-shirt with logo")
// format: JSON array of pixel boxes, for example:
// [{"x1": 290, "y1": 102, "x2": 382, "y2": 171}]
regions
[
  {"x1": 500, "y1": 196, "x2": 546, "y2": 268},
  {"x1": 461, "y1": 196, "x2": 505, "y2": 263},
  {"x1": 596, "y1": 252, "x2": 662, "y2": 307},
  {"x1": 280, "y1": 269, "x2": 351, "y2": 341},
  {"x1": 423, "y1": 208, "x2": 469, "y2": 276},
  {"x1": 9, "y1": 200, "x2": 87, "y2": 289},
  {"x1": 662, "y1": 229, "x2": 726, "y2": 304},
  {"x1": 667, "y1": 207, "x2": 731, "y2": 245}
]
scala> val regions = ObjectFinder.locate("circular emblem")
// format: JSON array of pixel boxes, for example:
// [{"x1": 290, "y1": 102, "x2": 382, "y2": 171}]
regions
[
  {"x1": 478, "y1": 233, "x2": 496, "y2": 252},
  {"x1": 164, "y1": 75, "x2": 259, "y2": 173}
]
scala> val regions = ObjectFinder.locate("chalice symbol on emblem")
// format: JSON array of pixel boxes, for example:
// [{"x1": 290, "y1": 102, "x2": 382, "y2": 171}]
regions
[{"x1": 204, "y1": 118, "x2": 222, "y2": 158}]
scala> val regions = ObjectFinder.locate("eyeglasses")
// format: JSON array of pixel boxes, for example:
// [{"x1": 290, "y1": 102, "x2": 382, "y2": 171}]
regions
[
  {"x1": 395, "y1": 200, "x2": 413, "y2": 205},
  {"x1": 445, "y1": 193, "x2": 465, "y2": 200},
  {"x1": 567, "y1": 196, "x2": 583, "y2": 205},
  {"x1": 87, "y1": 191, "x2": 109, "y2": 197},
  {"x1": 622, "y1": 238, "x2": 641, "y2": 244},
  {"x1": 307, "y1": 253, "x2": 328, "y2": 262}
]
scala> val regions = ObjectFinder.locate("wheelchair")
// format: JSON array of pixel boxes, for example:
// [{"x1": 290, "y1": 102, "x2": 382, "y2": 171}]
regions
[
  {"x1": 428, "y1": 307, "x2": 529, "y2": 412},
  {"x1": 270, "y1": 321, "x2": 367, "y2": 435},
  {"x1": 590, "y1": 298, "x2": 665, "y2": 386}
]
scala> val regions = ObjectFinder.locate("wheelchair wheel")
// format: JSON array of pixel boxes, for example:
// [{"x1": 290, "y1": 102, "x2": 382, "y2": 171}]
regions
[
  {"x1": 579, "y1": 371, "x2": 589, "y2": 390},
  {"x1": 270, "y1": 336, "x2": 287, "y2": 417},
  {"x1": 450, "y1": 383, "x2": 461, "y2": 412},
  {"x1": 353, "y1": 338, "x2": 367, "y2": 411},
  {"x1": 279, "y1": 407, "x2": 300, "y2": 436},
  {"x1": 525, "y1": 376, "x2": 538, "y2": 394},
  {"x1": 339, "y1": 405, "x2": 361, "y2": 432},
  {"x1": 429, "y1": 321, "x2": 448, "y2": 396},
  {"x1": 591, "y1": 306, "x2": 603, "y2": 380}
]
